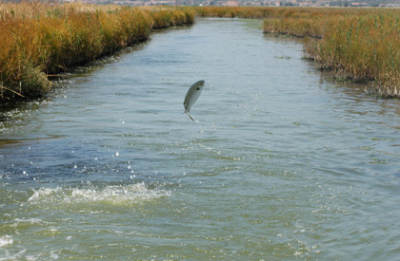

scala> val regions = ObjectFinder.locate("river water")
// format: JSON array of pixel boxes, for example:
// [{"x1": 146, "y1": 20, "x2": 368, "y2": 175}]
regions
[{"x1": 1, "y1": 18, "x2": 400, "y2": 260}]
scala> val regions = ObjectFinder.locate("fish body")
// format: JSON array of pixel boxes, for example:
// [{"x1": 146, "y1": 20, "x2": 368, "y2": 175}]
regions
[{"x1": 183, "y1": 80, "x2": 205, "y2": 121}]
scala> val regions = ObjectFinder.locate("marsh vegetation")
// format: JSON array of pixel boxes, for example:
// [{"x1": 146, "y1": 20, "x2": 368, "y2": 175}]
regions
[
  {"x1": 0, "y1": 2, "x2": 194, "y2": 106},
  {"x1": 1, "y1": 4, "x2": 399, "y2": 107},
  {"x1": 196, "y1": 6, "x2": 400, "y2": 97}
]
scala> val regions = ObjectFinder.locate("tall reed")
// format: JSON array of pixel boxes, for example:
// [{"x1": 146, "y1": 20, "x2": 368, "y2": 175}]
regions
[
  {"x1": 195, "y1": 6, "x2": 400, "y2": 96},
  {"x1": 0, "y1": 3, "x2": 194, "y2": 105},
  {"x1": 260, "y1": 7, "x2": 400, "y2": 97}
]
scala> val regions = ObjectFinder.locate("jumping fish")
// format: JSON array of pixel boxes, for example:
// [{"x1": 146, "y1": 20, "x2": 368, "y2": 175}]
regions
[{"x1": 183, "y1": 80, "x2": 205, "y2": 121}]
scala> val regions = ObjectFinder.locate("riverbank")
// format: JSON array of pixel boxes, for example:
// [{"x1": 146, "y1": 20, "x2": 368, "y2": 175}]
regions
[
  {"x1": 0, "y1": 3, "x2": 194, "y2": 107},
  {"x1": 195, "y1": 6, "x2": 400, "y2": 97},
  {"x1": 262, "y1": 8, "x2": 400, "y2": 97},
  {"x1": 2, "y1": 5, "x2": 399, "y2": 105}
]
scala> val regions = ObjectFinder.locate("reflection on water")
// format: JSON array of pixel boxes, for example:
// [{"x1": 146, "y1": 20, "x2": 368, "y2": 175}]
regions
[
  {"x1": 1, "y1": 18, "x2": 400, "y2": 260},
  {"x1": 0, "y1": 139, "x2": 20, "y2": 146}
]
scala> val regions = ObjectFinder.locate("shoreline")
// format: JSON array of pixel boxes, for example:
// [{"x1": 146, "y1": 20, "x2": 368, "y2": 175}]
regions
[
  {"x1": 0, "y1": 4, "x2": 194, "y2": 108},
  {"x1": 196, "y1": 6, "x2": 400, "y2": 98},
  {"x1": 2, "y1": 5, "x2": 399, "y2": 111}
]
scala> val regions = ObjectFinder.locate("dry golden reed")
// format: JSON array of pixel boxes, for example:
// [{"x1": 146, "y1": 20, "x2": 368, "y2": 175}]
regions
[
  {"x1": 2, "y1": 4, "x2": 399, "y2": 104},
  {"x1": 259, "y1": 7, "x2": 400, "y2": 97},
  {"x1": 0, "y1": 2, "x2": 194, "y2": 105},
  {"x1": 196, "y1": 6, "x2": 400, "y2": 97}
]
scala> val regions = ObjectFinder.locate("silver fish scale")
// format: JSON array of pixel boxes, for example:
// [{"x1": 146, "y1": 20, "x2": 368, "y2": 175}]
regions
[{"x1": 183, "y1": 80, "x2": 205, "y2": 113}]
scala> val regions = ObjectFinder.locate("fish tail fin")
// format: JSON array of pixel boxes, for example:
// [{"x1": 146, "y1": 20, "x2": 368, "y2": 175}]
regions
[{"x1": 185, "y1": 112, "x2": 195, "y2": 121}]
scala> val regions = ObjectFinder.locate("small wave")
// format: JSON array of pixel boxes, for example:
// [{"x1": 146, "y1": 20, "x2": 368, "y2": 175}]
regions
[
  {"x1": 0, "y1": 249, "x2": 26, "y2": 261},
  {"x1": 0, "y1": 235, "x2": 13, "y2": 248},
  {"x1": 28, "y1": 183, "x2": 170, "y2": 205},
  {"x1": 12, "y1": 218, "x2": 49, "y2": 227}
]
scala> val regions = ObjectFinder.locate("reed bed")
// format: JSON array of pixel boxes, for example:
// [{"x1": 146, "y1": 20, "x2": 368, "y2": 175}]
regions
[
  {"x1": 2, "y1": 4, "x2": 399, "y2": 103},
  {"x1": 313, "y1": 14, "x2": 400, "y2": 96},
  {"x1": 0, "y1": 3, "x2": 194, "y2": 105},
  {"x1": 260, "y1": 7, "x2": 400, "y2": 97},
  {"x1": 196, "y1": 6, "x2": 400, "y2": 97},
  {"x1": 194, "y1": 6, "x2": 372, "y2": 19}
]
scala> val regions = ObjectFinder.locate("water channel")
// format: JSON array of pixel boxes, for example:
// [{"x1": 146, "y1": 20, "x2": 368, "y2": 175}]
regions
[{"x1": 1, "y1": 18, "x2": 400, "y2": 260}]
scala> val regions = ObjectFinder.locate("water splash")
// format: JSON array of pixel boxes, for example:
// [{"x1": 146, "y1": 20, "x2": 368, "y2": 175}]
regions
[
  {"x1": 27, "y1": 183, "x2": 170, "y2": 206},
  {"x1": 0, "y1": 235, "x2": 13, "y2": 248}
]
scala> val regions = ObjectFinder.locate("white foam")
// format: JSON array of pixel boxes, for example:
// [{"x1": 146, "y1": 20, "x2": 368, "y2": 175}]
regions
[
  {"x1": 14, "y1": 218, "x2": 45, "y2": 224},
  {"x1": 28, "y1": 187, "x2": 62, "y2": 202},
  {"x1": 0, "y1": 235, "x2": 13, "y2": 247},
  {"x1": 11, "y1": 218, "x2": 49, "y2": 228},
  {"x1": 49, "y1": 250, "x2": 59, "y2": 259},
  {"x1": 28, "y1": 183, "x2": 170, "y2": 205}
]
